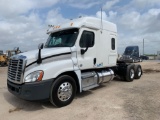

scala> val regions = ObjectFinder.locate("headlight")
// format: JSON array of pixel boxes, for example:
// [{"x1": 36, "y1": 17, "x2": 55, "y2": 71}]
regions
[{"x1": 25, "y1": 71, "x2": 44, "y2": 82}]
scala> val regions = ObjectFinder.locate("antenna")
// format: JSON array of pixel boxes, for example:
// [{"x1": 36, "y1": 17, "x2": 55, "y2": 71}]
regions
[{"x1": 100, "y1": 8, "x2": 103, "y2": 33}]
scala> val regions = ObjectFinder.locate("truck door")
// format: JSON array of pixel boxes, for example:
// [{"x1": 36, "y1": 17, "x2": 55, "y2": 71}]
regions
[{"x1": 76, "y1": 28, "x2": 97, "y2": 70}]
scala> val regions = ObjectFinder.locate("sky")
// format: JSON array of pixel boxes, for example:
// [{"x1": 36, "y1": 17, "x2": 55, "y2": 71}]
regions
[{"x1": 0, "y1": 0, "x2": 160, "y2": 55}]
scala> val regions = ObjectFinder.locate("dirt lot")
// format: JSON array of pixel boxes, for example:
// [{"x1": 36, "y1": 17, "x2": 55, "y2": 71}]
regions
[{"x1": 0, "y1": 61, "x2": 160, "y2": 120}]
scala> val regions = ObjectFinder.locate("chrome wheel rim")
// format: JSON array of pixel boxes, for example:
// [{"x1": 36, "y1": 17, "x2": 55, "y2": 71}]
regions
[
  {"x1": 57, "y1": 82, "x2": 73, "y2": 101},
  {"x1": 130, "y1": 69, "x2": 135, "y2": 79},
  {"x1": 138, "y1": 67, "x2": 142, "y2": 76}
]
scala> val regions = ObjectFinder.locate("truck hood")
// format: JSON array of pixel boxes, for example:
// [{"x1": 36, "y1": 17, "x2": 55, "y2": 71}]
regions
[{"x1": 18, "y1": 47, "x2": 71, "y2": 66}]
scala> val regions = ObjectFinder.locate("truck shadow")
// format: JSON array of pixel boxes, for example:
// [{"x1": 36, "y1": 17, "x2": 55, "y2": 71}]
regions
[
  {"x1": 75, "y1": 84, "x2": 108, "y2": 98},
  {"x1": 112, "y1": 77, "x2": 127, "y2": 82},
  {"x1": 76, "y1": 91, "x2": 92, "y2": 98},
  {"x1": 3, "y1": 91, "x2": 56, "y2": 112},
  {"x1": 3, "y1": 79, "x2": 125, "y2": 112}
]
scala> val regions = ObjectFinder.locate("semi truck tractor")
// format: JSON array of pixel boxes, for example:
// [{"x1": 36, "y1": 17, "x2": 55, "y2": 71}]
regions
[
  {"x1": 120, "y1": 46, "x2": 142, "y2": 63},
  {"x1": 7, "y1": 17, "x2": 142, "y2": 107}
]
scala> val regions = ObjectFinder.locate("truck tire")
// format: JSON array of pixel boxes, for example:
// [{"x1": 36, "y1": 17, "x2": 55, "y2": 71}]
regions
[
  {"x1": 50, "y1": 75, "x2": 76, "y2": 107},
  {"x1": 134, "y1": 64, "x2": 142, "y2": 79},
  {"x1": 125, "y1": 64, "x2": 135, "y2": 82}
]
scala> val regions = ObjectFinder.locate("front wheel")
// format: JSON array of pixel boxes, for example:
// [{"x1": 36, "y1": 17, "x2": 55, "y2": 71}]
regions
[{"x1": 50, "y1": 75, "x2": 76, "y2": 107}]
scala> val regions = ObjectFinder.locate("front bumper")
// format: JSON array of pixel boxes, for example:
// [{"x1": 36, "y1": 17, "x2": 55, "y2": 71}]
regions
[
  {"x1": 119, "y1": 59, "x2": 133, "y2": 63},
  {"x1": 7, "y1": 79, "x2": 53, "y2": 101},
  {"x1": 122, "y1": 59, "x2": 133, "y2": 63}
]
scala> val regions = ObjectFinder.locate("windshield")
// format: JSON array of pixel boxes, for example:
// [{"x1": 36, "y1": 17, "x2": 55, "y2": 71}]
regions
[
  {"x1": 124, "y1": 47, "x2": 134, "y2": 55},
  {"x1": 45, "y1": 28, "x2": 79, "y2": 47}
]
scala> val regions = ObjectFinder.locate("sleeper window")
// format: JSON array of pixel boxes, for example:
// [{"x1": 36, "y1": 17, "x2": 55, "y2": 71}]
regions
[{"x1": 111, "y1": 38, "x2": 115, "y2": 50}]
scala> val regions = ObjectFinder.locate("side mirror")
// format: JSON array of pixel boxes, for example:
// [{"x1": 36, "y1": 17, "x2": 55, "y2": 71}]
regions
[
  {"x1": 37, "y1": 43, "x2": 44, "y2": 64},
  {"x1": 81, "y1": 49, "x2": 86, "y2": 55},
  {"x1": 38, "y1": 43, "x2": 44, "y2": 49},
  {"x1": 81, "y1": 34, "x2": 91, "y2": 55},
  {"x1": 81, "y1": 42, "x2": 89, "y2": 55}
]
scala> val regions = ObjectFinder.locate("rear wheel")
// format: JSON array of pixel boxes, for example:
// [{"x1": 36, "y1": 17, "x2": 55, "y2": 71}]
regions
[
  {"x1": 124, "y1": 64, "x2": 135, "y2": 82},
  {"x1": 50, "y1": 75, "x2": 76, "y2": 107},
  {"x1": 134, "y1": 64, "x2": 142, "y2": 79}
]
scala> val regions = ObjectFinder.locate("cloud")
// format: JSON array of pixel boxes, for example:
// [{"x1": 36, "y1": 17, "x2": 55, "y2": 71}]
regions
[
  {"x1": 96, "y1": 11, "x2": 117, "y2": 21},
  {"x1": 143, "y1": 9, "x2": 160, "y2": 33},
  {"x1": 45, "y1": 8, "x2": 69, "y2": 25},
  {"x1": 115, "y1": 9, "x2": 160, "y2": 54},
  {"x1": 63, "y1": 0, "x2": 100, "y2": 9},
  {"x1": 103, "y1": 0, "x2": 119, "y2": 10},
  {"x1": 96, "y1": 11, "x2": 108, "y2": 20},
  {"x1": 0, "y1": 12, "x2": 46, "y2": 51},
  {"x1": 118, "y1": 11, "x2": 140, "y2": 30},
  {"x1": 0, "y1": 0, "x2": 160, "y2": 54},
  {"x1": 0, "y1": 6, "x2": 70, "y2": 52},
  {"x1": 70, "y1": 1, "x2": 100, "y2": 9},
  {"x1": 0, "y1": 0, "x2": 68, "y2": 52},
  {"x1": 0, "y1": 0, "x2": 59, "y2": 17},
  {"x1": 148, "y1": 9, "x2": 160, "y2": 16},
  {"x1": 117, "y1": 9, "x2": 160, "y2": 33},
  {"x1": 0, "y1": 0, "x2": 33, "y2": 17},
  {"x1": 32, "y1": 0, "x2": 59, "y2": 8},
  {"x1": 100, "y1": 0, "x2": 160, "y2": 54},
  {"x1": 131, "y1": 0, "x2": 160, "y2": 8}
]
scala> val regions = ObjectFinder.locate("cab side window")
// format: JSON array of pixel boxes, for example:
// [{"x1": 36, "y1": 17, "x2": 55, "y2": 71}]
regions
[{"x1": 80, "y1": 31, "x2": 94, "y2": 48}]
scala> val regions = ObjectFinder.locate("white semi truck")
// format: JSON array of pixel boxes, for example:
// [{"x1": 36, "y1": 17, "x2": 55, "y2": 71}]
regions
[{"x1": 7, "y1": 17, "x2": 142, "y2": 107}]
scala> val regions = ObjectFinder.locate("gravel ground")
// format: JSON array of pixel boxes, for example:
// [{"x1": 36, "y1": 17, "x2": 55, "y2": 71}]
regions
[{"x1": 0, "y1": 60, "x2": 160, "y2": 120}]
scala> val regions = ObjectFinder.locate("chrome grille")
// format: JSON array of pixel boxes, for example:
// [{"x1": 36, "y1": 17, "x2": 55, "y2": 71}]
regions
[{"x1": 8, "y1": 59, "x2": 24, "y2": 83}]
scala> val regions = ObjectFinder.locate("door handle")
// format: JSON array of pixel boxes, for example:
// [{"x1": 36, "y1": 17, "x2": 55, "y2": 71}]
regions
[{"x1": 93, "y1": 58, "x2": 96, "y2": 65}]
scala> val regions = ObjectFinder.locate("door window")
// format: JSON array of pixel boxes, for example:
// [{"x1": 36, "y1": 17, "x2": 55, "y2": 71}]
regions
[{"x1": 80, "y1": 31, "x2": 94, "y2": 48}]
